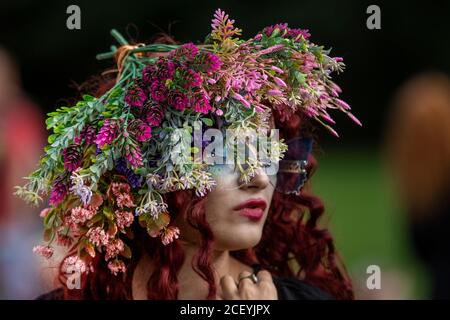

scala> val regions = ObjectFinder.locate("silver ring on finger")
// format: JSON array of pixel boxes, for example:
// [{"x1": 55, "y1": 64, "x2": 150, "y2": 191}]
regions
[{"x1": 238, "y1": 273, "x2": 258, "y2": 285}]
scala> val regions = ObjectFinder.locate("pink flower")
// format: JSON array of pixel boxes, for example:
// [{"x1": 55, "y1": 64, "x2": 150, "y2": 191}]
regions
[
  {"x1": 86, "y1": 227, "x2": 109, "y2": 247},
  {"x1": 40, "y1": 208, "x2": 51, "y2": 218},
  {"x1": 95, "y1": 119, "x2": 119, "y2": 149},
  {"x1": 161, "y1": 226, "x2": 180, "y2": 245},
  {"x1": 33, "y1": 245, "x2": 54, "y2": 259},
  {"x1": 271, "y1": 66, "x2": 284, "y2": 74},
  {"x1": 321, "y1": 113, "x2": 336, "y2": 125},
  {"x1": 108, "y1": 260, "x2": 126, "y2": 275},
  {"x1": 257, "y1": 44, "x2": 284, "y2": 56},
  {"x1": 125, "y1": 144, "x2": 143, "y2": 169},
  {"x1": 111, "y1": 182, "x2": 131, "y2": 196},
  {"x1": 61, "y1": 255, "x2": 88, "y2": 274},
  {"x1": 335, "y1": 98, "x2": 350, "y2": 110},
  {"x1": 346, "y1": 112, "x2": 362, "y2": 127},
  {"x1": 115, "y1": 210, "x2": 134, "y2": 230},
  {"x1": 116, "y1": 193, "x2": 135, "y2": 208},
  {"x1": 70, "y1": 206, "x2": 96, "y2": 225},
  {"x1": 299, "y1": 52, "x2": 317, "y2": 73},
  {"x1": 232, "y1": 92, "x2": 251, "y2": 108},
  {"x1": 267, "y1": 89, "x2": 283, "y2": 96},
  {"x1": 273, "y1": 77, "x2": 287, "y2": 88},
  {"x1": 105, "y1": 238, "x2": 125, "y2": 260},
  {"x1": 134, "y1": 122, "x2": 152, "y2": 142}
]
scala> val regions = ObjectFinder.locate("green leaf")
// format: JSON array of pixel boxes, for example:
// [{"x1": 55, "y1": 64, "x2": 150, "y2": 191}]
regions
[
  {"x1": 103, "y1": 207, "x2": 114, "y2": 220},
  {"x1": 294, "y1": 71, "x2": 306, "y2": 84},
  {"x1": 47, "y1": 134, "x2": 57, "y2": 144},
  {"x1": 201, "y1": 118, "x2": 214, "y2": 126}
]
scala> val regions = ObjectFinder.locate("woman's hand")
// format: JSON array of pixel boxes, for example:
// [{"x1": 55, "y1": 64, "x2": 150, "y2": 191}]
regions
[{"x1": 219, "y1": 270, "x2": 278, "y2": 300}]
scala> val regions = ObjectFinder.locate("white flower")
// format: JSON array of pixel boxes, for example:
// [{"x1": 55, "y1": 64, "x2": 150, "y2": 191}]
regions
[{"x1": 69, "y1": 169, "x2": 92, "y2": 205}]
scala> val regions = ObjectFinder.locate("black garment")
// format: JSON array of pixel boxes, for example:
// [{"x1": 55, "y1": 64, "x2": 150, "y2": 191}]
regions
[
  {"x1": 272, "y1": 276, "x2": 332, "y2": 300},
  {"x1": 251, "y1": 264, "x2": 333, "y2": 300}
]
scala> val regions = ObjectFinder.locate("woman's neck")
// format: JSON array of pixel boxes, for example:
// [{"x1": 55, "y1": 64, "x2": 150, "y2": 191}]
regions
[{"x1": 132, "y1": 240, "x2": 253, "y2": 299}]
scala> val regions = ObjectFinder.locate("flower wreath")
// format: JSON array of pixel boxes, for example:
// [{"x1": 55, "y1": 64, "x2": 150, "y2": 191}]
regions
[{"x1": 15, "y1": 9, "x2": 360, "y2": 275}]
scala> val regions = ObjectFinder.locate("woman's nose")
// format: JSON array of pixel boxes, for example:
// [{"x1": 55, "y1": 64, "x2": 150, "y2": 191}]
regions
[{"x1": 241, "y1": 168, "x2": 270, "y2": 190}]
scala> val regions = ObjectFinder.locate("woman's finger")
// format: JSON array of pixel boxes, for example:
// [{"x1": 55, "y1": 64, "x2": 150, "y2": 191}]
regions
[
  {"x1": 255, "y1": 270, "x2": 272, "y2": 284},
  {"x1": 238, "y1": 270, "x2": 258, "y2": 296},
  {"x1": 255, "y1": 270, "x2": 278, "y2": 300},
  {"x1": 220, "y1": 275, "x2": 239, "y2": 300}
]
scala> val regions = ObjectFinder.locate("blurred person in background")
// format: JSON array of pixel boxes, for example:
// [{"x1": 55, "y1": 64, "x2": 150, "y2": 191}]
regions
[
  {"x1": 0, "y1": 47, "x2": 47, "y2": 298},
  {"x1": 385, "y1": 72, "x2": 450, "y2": 299}
]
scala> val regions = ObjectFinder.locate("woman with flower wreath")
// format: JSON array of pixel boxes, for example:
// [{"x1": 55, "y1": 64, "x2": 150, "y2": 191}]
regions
[{"x1": 16, "y1": 9, "x2": 360, "y2": 300}]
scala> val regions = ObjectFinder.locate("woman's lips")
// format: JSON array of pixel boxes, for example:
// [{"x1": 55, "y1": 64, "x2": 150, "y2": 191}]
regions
[{"x1": 233, "y1": 199, "x2": 267, "y2": 221}]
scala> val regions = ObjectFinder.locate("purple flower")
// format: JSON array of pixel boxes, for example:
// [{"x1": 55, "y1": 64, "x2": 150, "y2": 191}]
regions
[
  {"x1": 204, "y1": 53, "x2": 222, "y2": 73},
  {"x1": 262, "y1": 23, "x2": 310, "y2": 41},
  {"x1": 49, "y1": 177, "x2": 68, "y2": 206},
  {"x1": 125, "y1": 82, "x2": 147, "y2": 107},
  {"x1": 263, "y1": 23, "x2": 289, "y2": 37},
  {"x1": 132, "y1": 120, "x2": 152, "y2": 142},
  {"x1": 168, "y1": 91, "x2": 189, "y2": 111},
  {"x1": 192, "y1": 92, "x2": 211, "y2": 114},
  {"x1": 63, "y1": 144, "x2": 82, "y2": 172},
  {"x1": 176, "y1": 43, "x2": 199, "y2": 60},
  {"x1": 150, "y1": 80, "x2": 168, "y2": 103},
  {"x1": 288, "y1": 28, "x2": 311, "y2": 40},
  {"x1": 180, "y1": 67, "x2": 202, "y2": 88},
  {"x1": 74, "y1": 125, "x2": 96, "y2": 145},
  {"x1": 155, "y1": 58, "x2": 175, "y2": 81},
  {"x1": 142, "y1": 65, "x2": 157, "y2": 84},
  {"x1": 143, "y1": 102, "x2": 165, "y2": 127},
  {"x1": 115, "y1": 158, "x2": 143, "y2": 189}
]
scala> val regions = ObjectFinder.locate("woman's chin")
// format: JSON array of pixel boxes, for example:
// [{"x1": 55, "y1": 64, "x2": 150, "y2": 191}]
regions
[{"x1": 214, "y1": 231, "x2": 263, "y2": 251}]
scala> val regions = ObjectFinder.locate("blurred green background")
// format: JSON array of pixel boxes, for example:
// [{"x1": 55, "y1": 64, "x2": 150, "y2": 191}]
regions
[{"x1": 314, "y1": 147, "x2": 429, "y2": 299}]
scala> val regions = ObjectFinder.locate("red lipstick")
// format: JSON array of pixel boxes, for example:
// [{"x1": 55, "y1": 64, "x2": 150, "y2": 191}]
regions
[{"x1": 233, "y1": 199, "x2": 267, "y2": 221}]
